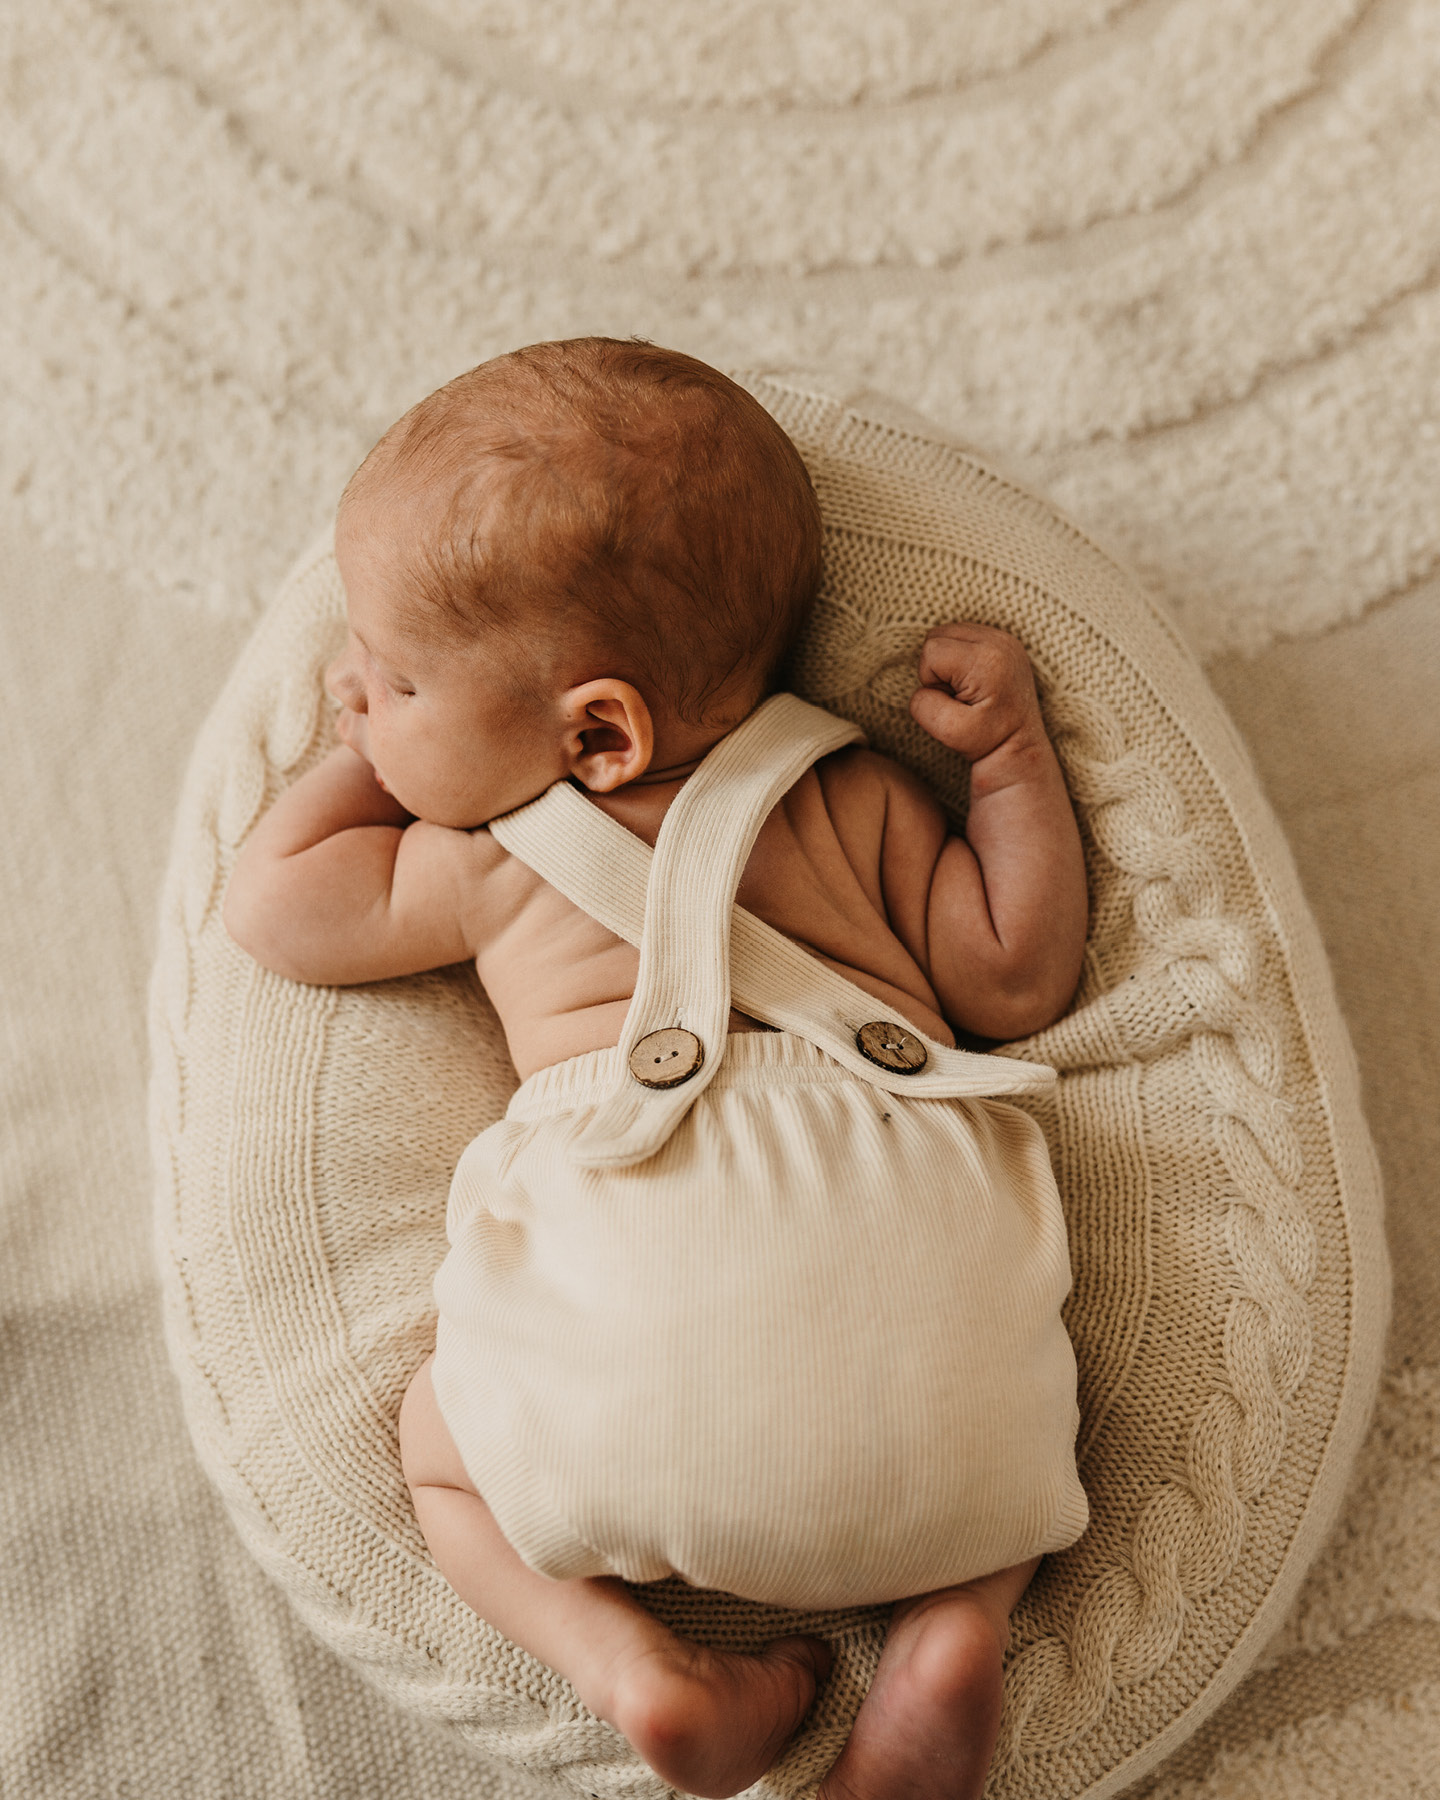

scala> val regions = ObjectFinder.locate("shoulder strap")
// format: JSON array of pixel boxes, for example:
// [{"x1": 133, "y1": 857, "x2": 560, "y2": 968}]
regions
[
  {"x1": 493, "y1": 695, "x2": 863, "y2": 1166},
  {"x1": 491, "y1": 695, "x2": 1056, "y2": 1167}
]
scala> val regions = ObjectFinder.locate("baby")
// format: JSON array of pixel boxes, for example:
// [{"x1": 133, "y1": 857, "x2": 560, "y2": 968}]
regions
[{"x1": 224, "y1": 338, "x2": 1090, "y2": 1800}]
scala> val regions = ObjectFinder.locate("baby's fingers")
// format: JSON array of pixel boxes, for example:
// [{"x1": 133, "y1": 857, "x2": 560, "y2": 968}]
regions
[
  {"x1": 916, "y1": 624, "x2": 1027, "y2": 697},
  {"x1": 916, "y1": 627, "x2": 982, "y2": 696},
  {"x1": 913, "y1": 624, "x2": 1040, "y2": 757},
  {"x1": 910, "y1": 681, "x2": 1000, "y2": 755}
]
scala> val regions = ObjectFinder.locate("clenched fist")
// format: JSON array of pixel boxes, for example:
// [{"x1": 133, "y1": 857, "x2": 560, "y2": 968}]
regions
[{"x1": 909, "y1": 623, "x2": 1045, "y2": 766}]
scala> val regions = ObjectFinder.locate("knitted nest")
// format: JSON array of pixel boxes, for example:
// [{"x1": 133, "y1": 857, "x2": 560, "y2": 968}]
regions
[{"x1": 149, "y1": 376, "x2": 1388, "y2": 1799}]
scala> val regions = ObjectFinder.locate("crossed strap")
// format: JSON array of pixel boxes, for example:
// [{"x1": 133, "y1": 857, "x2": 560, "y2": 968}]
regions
[{"x1": 489, "y1": 693, "x2": 1056, "y2": 1169}]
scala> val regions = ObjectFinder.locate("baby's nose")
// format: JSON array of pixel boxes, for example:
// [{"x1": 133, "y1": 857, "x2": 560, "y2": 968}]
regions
[{"x1": 325, "y1": 653, "x2": 366, "y2": 712}]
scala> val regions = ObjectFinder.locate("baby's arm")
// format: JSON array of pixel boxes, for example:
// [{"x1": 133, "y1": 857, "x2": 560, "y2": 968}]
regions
[
  {"x1": 223, "y1": 745, "x2": 480, "y2": 984},
  {"x1": 887, "y1": 623, "x2": 1086, "y2": 1041}
]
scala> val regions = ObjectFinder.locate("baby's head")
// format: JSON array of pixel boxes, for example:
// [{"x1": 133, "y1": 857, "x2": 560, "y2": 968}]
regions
[{"x1": 328, "y1": 339, "x2": 822, "y2": 826}]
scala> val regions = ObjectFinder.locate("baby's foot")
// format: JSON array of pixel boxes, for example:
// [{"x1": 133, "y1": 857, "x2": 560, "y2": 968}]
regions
[
  {"x1": 817, "y1": 1587, "x2": 1006, "y2": 1800},
  {"x1": 600, "y1": 1633, "x2": 831, "y2": 1798}
]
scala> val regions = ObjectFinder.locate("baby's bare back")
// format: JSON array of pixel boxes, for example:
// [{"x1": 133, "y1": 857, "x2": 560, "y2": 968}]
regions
[
  {"x1": 469, "y1": 745, "x2": 955, "y2": 1080},
  {"x1": 225, "y1": 626, "x2": 1089, "y2": 1060}
]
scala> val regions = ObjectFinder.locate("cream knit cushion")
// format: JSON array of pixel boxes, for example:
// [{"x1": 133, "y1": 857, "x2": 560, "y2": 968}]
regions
[{"x1": 149, "y1": 375, "x2": 1388, "y2": 1800}]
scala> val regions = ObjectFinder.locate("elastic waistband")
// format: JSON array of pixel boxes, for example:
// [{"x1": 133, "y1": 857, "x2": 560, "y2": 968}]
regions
[{"x1": 507, "y1": 1030, "x2": 858, "y2": 1121}]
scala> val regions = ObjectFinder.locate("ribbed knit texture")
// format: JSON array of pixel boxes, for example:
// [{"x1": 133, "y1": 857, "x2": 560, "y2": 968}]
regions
[
  {"x1": 148, "y1": 378, "x2": 1389, "y2": 1799},
  {"x1": 436, "y1": 1032, "x2": 1084, "y2": 1610}
]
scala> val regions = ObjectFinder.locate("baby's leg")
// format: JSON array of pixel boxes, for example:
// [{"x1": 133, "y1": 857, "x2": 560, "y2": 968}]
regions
[
  {"x1": 399, "y1": 1359, "x2": 830, "y2": 1799},
  {"x1": 817, "y1": 1559, "x2": 1039, "y2": 1800}
]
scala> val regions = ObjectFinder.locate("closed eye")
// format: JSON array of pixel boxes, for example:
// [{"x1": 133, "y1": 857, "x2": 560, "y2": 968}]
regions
[{"x1": 352, "y1": 632, "x2": 415, "y2": 696}]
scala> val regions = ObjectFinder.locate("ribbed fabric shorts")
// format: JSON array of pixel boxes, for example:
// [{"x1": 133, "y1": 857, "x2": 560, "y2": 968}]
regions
[{"x1": 431, "y1": 1030, "x2": 1087, "y2": 1609}]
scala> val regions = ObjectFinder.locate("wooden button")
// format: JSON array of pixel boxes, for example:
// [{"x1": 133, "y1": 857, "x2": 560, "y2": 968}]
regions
[
  {"x1": 628, "y1": 1028, "x2": 704, "y2": 1089},
  {"x1": 856, "y1": 1020, "x2": 928, "y2": 1074}
]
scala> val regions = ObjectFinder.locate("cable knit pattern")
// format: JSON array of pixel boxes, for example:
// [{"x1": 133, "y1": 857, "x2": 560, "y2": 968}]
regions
[
  {"x1": 989, "y1": 709, "x2": 1319, "y2": 1771},
  {"x1": 149, "y1": 377, "x2": 1386, "y2": 1799}
]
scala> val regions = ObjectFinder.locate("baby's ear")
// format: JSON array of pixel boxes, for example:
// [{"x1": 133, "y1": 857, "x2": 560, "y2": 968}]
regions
[{"x1": 561, "y1": 679, "x2": 654, "y2": 792}]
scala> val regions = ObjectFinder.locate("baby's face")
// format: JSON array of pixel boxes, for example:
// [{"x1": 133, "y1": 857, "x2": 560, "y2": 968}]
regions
[{"x1": 328, "y1": 500, "x2": 567, "y2": 828}]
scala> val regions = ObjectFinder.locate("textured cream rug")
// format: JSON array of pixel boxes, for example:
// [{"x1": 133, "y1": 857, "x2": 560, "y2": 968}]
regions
[{"x1": 1, "y1": 2, "x2": 1437, "y2": 1795}]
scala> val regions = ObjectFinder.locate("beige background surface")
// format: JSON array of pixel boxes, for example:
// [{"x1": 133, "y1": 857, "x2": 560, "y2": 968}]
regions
[{"x1": 2, "y1": 1, "x2": 1437, "y2": 1794}]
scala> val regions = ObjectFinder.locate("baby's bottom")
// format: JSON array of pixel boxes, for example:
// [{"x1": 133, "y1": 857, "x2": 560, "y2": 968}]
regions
[{"x1": 400, "y1": 1359, "x2": 1036, "y2": 1800}]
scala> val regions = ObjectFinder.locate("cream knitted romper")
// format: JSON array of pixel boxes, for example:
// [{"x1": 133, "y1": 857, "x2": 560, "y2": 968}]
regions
[{"x1": 431, "y1": 694, "x2": 1088, "y2": 1610}]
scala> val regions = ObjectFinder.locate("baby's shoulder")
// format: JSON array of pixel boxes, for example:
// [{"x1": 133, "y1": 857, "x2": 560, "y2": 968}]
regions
[
  {"x1": 809, "y1": 742, "x2": 947, "y2": 836},
  {"x1": 412, "y1": 816, "x2": 555, "y2": 951},
  {"x1": 789, "y1": 742, "x2": 950, "y2": 904},
  {"x1": 812, "y1": 741, "x2": 937, "y2": 798}
]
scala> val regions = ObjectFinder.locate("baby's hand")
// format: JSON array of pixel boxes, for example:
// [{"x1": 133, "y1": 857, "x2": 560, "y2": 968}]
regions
[
  {"x1": 333, "y1": 707, "x2": 405, "y2": 802},
  {"x1": 909, "y1": 623, "x2": 1045, "y2": 767}
]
